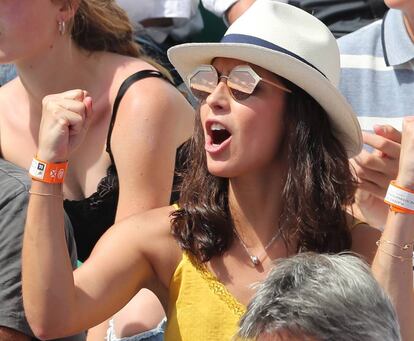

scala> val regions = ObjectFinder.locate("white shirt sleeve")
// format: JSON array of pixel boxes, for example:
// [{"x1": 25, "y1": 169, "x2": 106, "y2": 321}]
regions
[
  {"x1": 116, "y1": 0, "x2": 195, "y2": 22},
  {"x1": 201, "y1": 0, "x2": 239, "y2": 17},
  {"x1": 202, "y1": 0, "x2": 289, "y2": 17}
]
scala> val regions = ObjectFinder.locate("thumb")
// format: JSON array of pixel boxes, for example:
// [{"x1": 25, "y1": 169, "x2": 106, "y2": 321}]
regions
[
  {"x1": 83, "y1": 96, "x2": 93, "y2": 130},
  {"x1": 403, "y1": 116, "x2": 414, "y2": 126},
  {"x1": 373, "y1": 124, "x2": 401, "y2": 143},
  {"x1": 401, "y1": 116, "x2": 414, "y2": 139}
]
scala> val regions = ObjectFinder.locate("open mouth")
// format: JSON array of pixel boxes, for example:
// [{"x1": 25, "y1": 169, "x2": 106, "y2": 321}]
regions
[{"x1": 210, "y1": 122, "x2": 231, "y2": 146}]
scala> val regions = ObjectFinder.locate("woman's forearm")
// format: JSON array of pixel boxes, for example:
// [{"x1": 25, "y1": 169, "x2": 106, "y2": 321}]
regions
[
  {"x1": 22, "y1": 181, "x2": 77, "y2": 339},
  {"x1": 372, "y1": 211, "x2": 414, "y2": 341}
]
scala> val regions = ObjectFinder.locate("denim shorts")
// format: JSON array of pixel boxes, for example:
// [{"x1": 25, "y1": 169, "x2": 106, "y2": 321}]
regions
[{"x1": 106, "y1": 318, "x2": 166, "y2": 341}]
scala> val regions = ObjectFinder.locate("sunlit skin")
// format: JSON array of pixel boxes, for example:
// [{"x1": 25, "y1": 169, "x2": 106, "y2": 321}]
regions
[
  {"x1": 18, "y1": 0, "x2": 414, "y2": 336},
  {"x1": 197, "y1": 59, "x2": 294, "y2": 301},
  {"x1": 20, "y1": 54, "x2": 302, "y2": 338},
  {"x1": 0, "y1": 1, "x2": 194, "y2": 339},
  {"x1": 0, "y1": 0, "x2": 62, "y2": 63},
  {"x1": 384, "y1": 0, "x2": 414, "y2": 12},
  {"x1": 200, "y1": 57, "x2": 289, "y2": 180}
]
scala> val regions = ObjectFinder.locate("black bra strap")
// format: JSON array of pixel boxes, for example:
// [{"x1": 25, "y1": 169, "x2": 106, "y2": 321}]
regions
[{"x1": 106, "y1": 70, "x2": 171, "y2": 164}]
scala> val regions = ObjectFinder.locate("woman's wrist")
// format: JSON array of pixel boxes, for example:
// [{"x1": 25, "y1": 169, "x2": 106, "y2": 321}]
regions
[
  {"x1": 395, "y1": 176, "x2": 414, "y2": 191},
  {"x1": 30, "y1": 180, "x2": 63, "y2": 193},
  {"x1": 29, "y1": 156, "x2": 68, "y2": 184},
  {"x1": 384, "y1": 180, "x2": 414, "y2": 215},
  {"x1": 36, "y1": 149, "x2": 67, "y2": 164}
]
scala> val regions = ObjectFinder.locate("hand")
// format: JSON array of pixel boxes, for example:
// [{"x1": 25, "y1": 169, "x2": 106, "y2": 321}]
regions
[
  {"x1": 349, "y1": 125, "x2": 401, "y2": 228},
  {"x1": 226, "y1": 0, "x2": 255, "y2": 24},
  {"x1": 396, "y1": 117, "x2": 414, "y2": 189},
  {"x1": 37, "y1": 90, "x2": 93, "y2": 163},
  {"x1": 350, "y1": 190, "x2": 389, "y2": 229},
  {"x1": 351, "y1": 125, "x2": 400, "y2": 198}
]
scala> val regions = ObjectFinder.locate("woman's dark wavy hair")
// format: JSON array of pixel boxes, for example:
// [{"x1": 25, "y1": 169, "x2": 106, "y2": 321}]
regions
[{"x1": 171, "y1": 80, "x2": 357, "y2": 263}]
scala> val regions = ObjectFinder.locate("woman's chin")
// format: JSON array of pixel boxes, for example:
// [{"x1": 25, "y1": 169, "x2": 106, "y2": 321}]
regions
[{"x1": 207, "y1": 162, "x2": 241, "y2": 179}]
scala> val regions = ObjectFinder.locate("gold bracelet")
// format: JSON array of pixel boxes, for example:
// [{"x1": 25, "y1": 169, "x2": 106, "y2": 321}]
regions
[
  {"x1": 376, "y1": 239, "x2": 414, "y2": 251},
  {"x1": 28, "y1": 190, "x2": 63, "y2": 198},
  {"x1": 377, "y1": 245, "x2": 413, "y2": 262}
]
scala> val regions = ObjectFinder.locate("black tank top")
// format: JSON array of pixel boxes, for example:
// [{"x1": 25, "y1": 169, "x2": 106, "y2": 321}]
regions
[{"x1": 64, "y1": 70, "x2": 184, "y2": 262}]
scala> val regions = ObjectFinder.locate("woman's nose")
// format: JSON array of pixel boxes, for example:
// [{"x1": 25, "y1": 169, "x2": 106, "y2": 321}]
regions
[{"x1": 205, "y1": 79, "x2": 232, "y2": 111}]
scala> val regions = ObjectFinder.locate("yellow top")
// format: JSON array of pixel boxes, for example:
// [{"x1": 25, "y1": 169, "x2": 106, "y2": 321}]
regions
[{"x1": 164, "y1": 252, "x2": 246, "y2": 341}]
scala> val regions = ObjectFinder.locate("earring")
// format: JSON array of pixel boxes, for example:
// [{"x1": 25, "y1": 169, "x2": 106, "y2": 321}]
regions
[{"x1": 58, "y1": 20, "x2": 66, "y2": 35}]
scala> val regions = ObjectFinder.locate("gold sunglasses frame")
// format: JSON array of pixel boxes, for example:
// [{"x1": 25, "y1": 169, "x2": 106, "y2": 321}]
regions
[{"x1": 188, "y1": 64, "x2": 292, "y2": 101}]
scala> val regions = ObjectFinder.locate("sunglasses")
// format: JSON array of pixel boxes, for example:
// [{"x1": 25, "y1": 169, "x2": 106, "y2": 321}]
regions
[{"x1": 188, "y1": 64, "x2": 292, "y2": 102}]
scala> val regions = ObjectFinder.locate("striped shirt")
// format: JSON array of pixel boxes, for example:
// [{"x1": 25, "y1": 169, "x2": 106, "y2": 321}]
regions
[{"x1": 338, "y1": 9, "x2": 414, "y2": 132}]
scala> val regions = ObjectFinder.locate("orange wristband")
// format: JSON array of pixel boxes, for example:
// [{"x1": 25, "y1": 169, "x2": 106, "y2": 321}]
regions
[
  {"x1": 388, "y1": 206, "x2": 414, "y2": 214},
  {"x1": 29, "y1": 157, "x2": 68, "y2": 184},
  {"x1": 384, "y1": 181, "x2": 414, "y2": 214}
]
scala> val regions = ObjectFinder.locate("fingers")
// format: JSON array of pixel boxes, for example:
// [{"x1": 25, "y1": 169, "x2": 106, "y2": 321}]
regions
[
  {"x1": 62, "y1": 89, "x2": 88, "y2": 101},
  {"x1": 57, "y1": 99, "x2": 87, "y2": 117},
  {"x1": 356, "y1": 176, "x2": 389, "y2": 200},
  {"x1": 41, "y1": 89, "x2": 86, "y2": 105},
  {"x1": 351, "y1": 159, "x2": 391, "y2": 191},
  {"x1": 353, "y1": 149, "x2": 399, "y2": 177},
  {"x1": 350, "y1": 158, "x2": 391, "y2": 199},
  {"x1": 362, "y1": 130, "x2": 400, "y2": 159},
  {"x1": 352, "y1": 189, "x2": 389, "y2": 228},
  {"x1": 396, "y1": 116, "x2": 414, "y2": 188},
  {"x1": 43, "y1": 90, "x2": 91, "y2": 123},
  {"x1": 83, "y1": 96, "x2": 94, "y2": 131},
  {"x1": 60, "y1": 110, "x2": 85, "y2": 136},
  {"x1": 402, "y1": 116, "x2": 414, "y2": 135},
  {"x1": 373, "y1": 124, "x2": 402, "y2": 144},
  {"x1": 351, "y1": 125, "x2": 402, "y2": 202},
  {"x1": 43, "y1": 90, "x2": 89, "y2": 112},
  {"x1": 354, "y1": 128, "x2": 400, "y2": 198}
]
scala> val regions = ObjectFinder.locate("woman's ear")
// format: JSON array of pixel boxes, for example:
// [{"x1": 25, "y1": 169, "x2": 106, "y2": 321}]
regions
[{"x1": 56, "y1": 0, "x2": 80, "y2": 22}]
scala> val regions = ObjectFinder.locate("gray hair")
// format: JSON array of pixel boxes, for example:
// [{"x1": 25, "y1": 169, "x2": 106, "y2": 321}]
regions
[{"x1": 238, "y1": 252, "x2": 401, "y2": 341}]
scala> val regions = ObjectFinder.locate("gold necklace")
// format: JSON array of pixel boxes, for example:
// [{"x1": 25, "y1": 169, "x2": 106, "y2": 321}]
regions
[{"x1": 234, "y1": 227, "x2": 283, "y2": 266}]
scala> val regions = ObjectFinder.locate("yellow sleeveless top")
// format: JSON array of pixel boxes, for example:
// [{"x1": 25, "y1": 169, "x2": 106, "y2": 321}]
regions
[{"x1": 164, "y1": 252, "x2": 246, "y2": 340}]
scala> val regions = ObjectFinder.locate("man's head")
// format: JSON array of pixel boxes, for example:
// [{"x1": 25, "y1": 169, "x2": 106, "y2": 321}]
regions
[{"x1": 238, "y1": 253, "x2": 401, "y2": 341}]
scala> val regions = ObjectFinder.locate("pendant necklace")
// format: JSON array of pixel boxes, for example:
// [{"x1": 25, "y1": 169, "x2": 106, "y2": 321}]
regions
[{"x1": 234, "y1": 227, "x2": 283, "y2": 267}]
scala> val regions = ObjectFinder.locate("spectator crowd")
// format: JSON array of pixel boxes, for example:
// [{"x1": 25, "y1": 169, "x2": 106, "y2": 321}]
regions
[{"x1": 1, "y1": 1, "x2": 413, "y2": 341}]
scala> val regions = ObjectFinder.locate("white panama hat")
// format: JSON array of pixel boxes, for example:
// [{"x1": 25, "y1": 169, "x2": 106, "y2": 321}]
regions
[{"x1": 168, "y1": 0, "x2": 362, "y2": 157}]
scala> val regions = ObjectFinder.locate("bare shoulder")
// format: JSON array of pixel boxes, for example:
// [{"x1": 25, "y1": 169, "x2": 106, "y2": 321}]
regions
[
  {"x1": 94, "y1": 53, "x2": 193, "y2": 156},
  {"x1": 108, "y1": 53, "x2": 177, "y2": 96},
  {"x1": 106, "y1": 55, "x2": 194, "y2": 147},
  {"x1": 0, "y1": 77, "x2": 27, "y2": 122},
  {"x1": 0, "y1": 77, "x2": 23, "y2": 106},
  {"x1": 109, "y1": 54, "x2": 194, "y2": 123},
  {"x1": 348, "y1": 213, "x2": 381, "y2": 264},
  {"x1": 0, "y1": 78, "x2": 27, "y2": 146}
]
